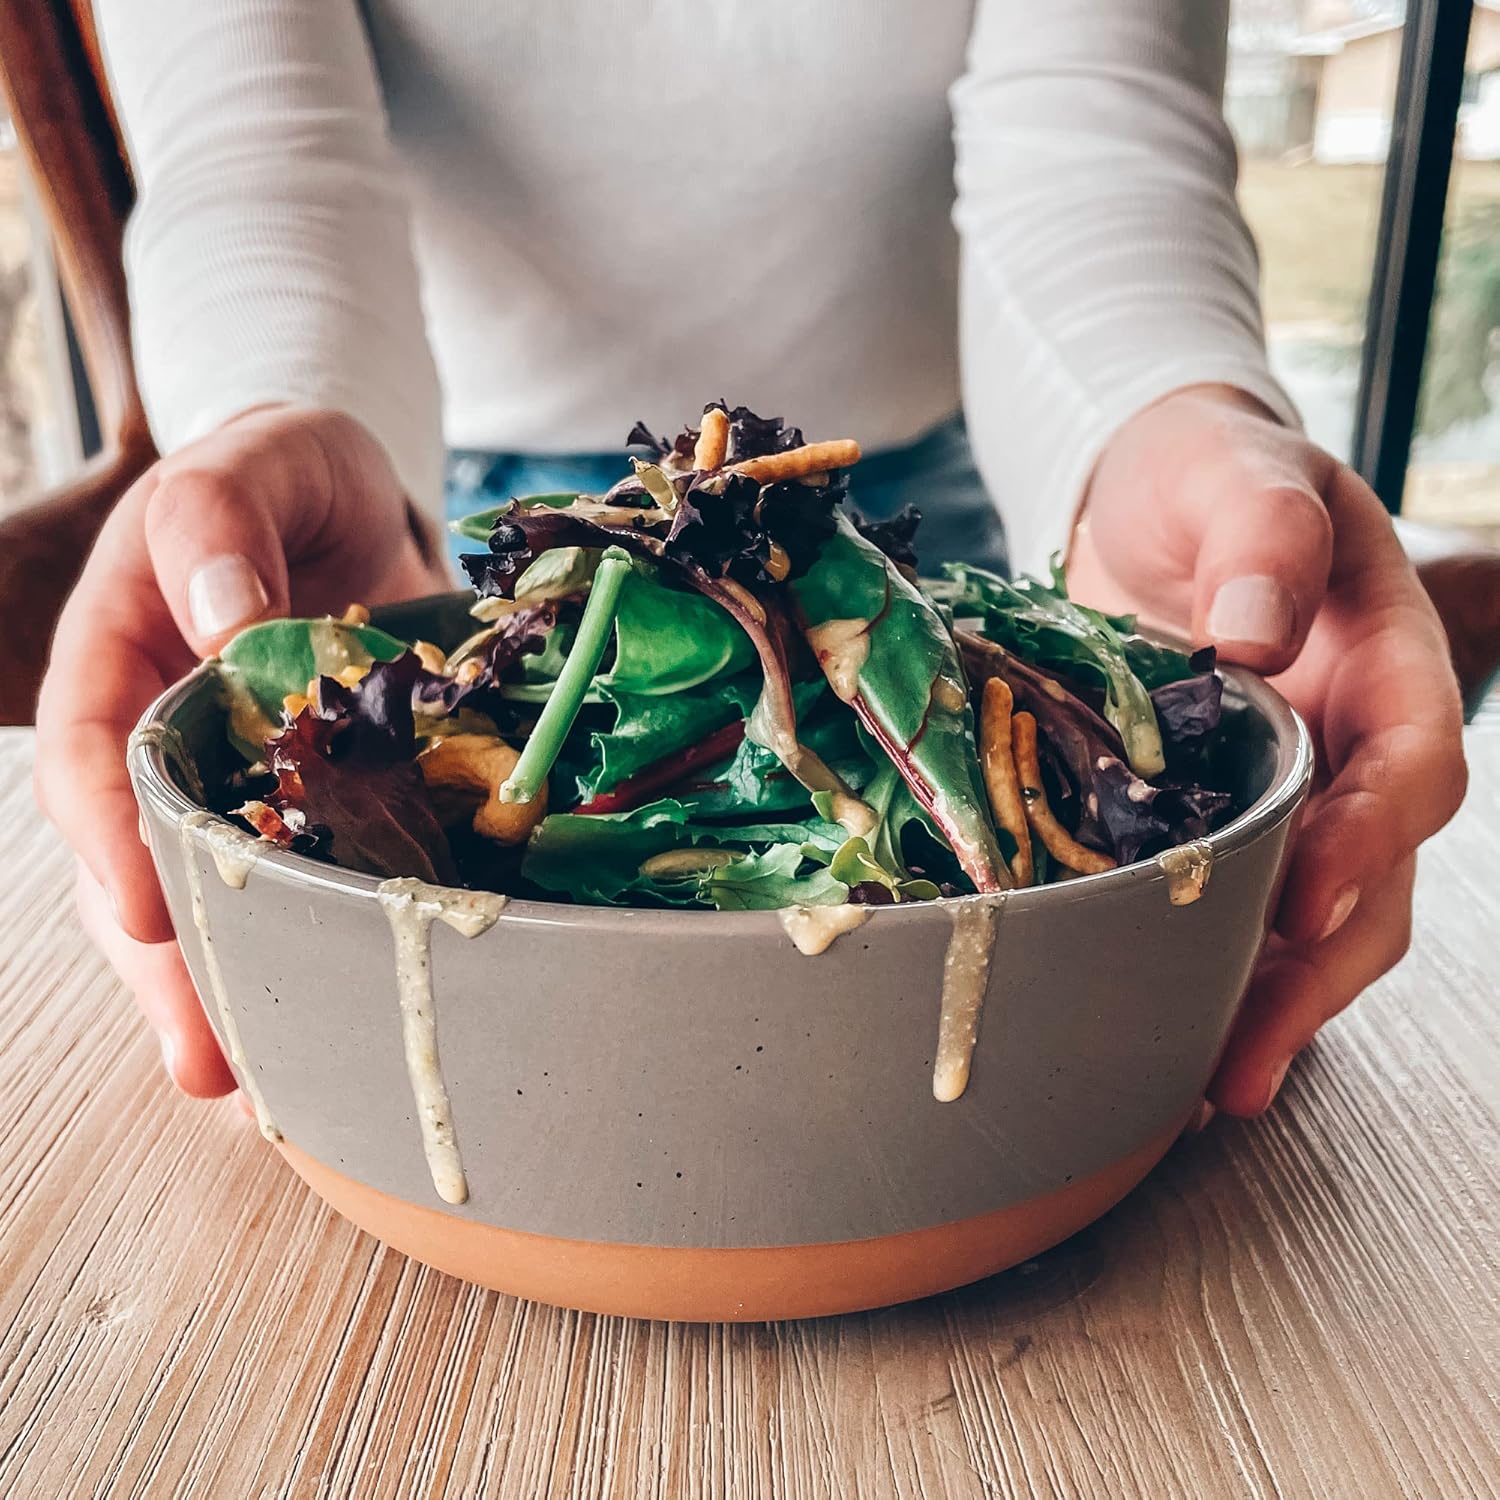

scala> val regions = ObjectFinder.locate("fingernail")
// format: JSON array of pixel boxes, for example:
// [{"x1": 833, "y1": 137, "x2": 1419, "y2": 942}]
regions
[
  {"x1": 1206, "y1": 575, "x2": 1296, "y2": 650},
  {"x1": 159, "y1": 1031, "x2": 178, "y2": 1084},
  {"x1": 1186, "y1": 1099, "x2": 1217, "y2": 1134},
  {"x1": 1263, "y1": 1057, "x2": 1291, "y2": 1110},
  {"x1": 1320, "y1": 884, "x2": 1360, "y2": 941},
  {"x1": 187, "y1": 554, "x2": 269, "y2": 641}
]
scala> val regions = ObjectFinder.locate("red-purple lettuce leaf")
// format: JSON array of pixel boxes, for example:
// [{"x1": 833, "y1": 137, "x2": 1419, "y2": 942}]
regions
[
  {"x1": 261, "y1": 654, "x2": 458, "y2": 883},
  {"x1": 412, "y1": 603, "x2": 559, "y2": 720}
]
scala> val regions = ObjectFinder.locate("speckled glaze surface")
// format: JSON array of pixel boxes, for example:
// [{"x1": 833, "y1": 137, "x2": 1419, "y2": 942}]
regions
[{"x1": 128, "y1": 595, "x2": 1312, "y2": 1318}]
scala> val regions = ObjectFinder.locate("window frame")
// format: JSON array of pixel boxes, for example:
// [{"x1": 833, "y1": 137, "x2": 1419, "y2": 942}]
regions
[{"x1": 1350, "y1": 0, "x2": 1476, "y2": 514}]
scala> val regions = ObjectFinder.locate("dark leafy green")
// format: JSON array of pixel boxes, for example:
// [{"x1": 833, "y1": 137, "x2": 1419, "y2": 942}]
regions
[
  {"x1": 583, "y1": 671, "x2": 760, "y2": 798},
  {"x1": 604, "y1": 567, "x2": 756, "y2": 694},
  {"x1": 946, "y1": 560, "x2": 1166, "y2": 777}
]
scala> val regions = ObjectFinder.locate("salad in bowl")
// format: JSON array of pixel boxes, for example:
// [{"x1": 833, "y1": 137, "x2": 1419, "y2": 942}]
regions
[
  {"x1": 128, "y1": 403, "x2": 1308, "y2": 1319},
  {"x1": 211, "y1": 403, "x2": 1237, "y2": 918}
]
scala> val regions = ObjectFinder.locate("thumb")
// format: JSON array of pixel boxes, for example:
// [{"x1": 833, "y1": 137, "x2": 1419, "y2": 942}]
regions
[
  {"x1": 1086, "y1": 388, "x2": 1336, "y2": 676},
  {"x1": 142, "y1": 416, "x2": 326, "y2": 657},
  {"x1": 1191, "y1": 472, "x2": 1334, "y2": 676},
  {"x1": 144, "y1": 467, "x2": 291, "y2": 659},
  {"x1": 144, "y1": 407, "x2": 439, "y2": 657}
]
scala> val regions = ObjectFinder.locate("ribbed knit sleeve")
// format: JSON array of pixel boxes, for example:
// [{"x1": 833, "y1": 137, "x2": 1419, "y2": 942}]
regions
[
  {"x1": 952, "y1": 0, "x2": 1300, "y2": 576},
  {"x1": 94, "y1": 0, "x2": 444, "y2": 511}
]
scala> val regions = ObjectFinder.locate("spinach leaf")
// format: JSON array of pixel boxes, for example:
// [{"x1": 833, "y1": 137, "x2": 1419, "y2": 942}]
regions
[
  {"x1": 673, "y1": 679, "x2": 873, "y2": 819},
  {"x1": 583, "y1": 671, "x2": 761, "y2": 796},
  {"x1": 603, "y1": 567, "x2": 756, "y2": 695},
  {"x1": 219, "y1": 617, "x2": 410, "y2": 756}
]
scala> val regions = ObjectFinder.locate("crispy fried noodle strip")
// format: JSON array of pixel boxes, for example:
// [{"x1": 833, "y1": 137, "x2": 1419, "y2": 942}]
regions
[
  {"x1": 692, "y1": 407, "x2": 730, "y2": 470},
  {"x1": 980, "y1": 678, "x2": 1034, "y2": 886},
  {"x1": 1011, "y1": 711, "x2": 1116, "y2": 876},
  {"x1": 730, "y1": 439, "x2": 861, "y2": 484}
]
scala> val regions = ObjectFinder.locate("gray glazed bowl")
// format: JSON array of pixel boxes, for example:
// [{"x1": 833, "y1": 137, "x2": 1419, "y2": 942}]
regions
[{"x1": 128, "y1": 594, "x2": 1312, "y2": 1321}]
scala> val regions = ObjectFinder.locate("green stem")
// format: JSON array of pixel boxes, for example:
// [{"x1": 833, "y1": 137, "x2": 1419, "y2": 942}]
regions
[{"x1": 499, "y1": 548, "x2": 633, "y2": 804}]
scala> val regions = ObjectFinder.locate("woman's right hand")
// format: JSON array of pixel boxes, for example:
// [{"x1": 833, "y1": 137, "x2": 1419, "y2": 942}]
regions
[{"x1": 34, "y1": 407, "x2": 449, "y2": 1095}]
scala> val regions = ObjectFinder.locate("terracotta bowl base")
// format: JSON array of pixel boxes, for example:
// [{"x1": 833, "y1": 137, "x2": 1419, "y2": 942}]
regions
[{"x1": 280, "y1": 1119, "x2": 1185, "y2": 1322}]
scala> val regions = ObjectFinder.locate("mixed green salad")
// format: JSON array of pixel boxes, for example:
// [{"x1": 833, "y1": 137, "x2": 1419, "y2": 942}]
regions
[{"x1": 208, "y1": 404, "x2": 1238, "y2": 910}]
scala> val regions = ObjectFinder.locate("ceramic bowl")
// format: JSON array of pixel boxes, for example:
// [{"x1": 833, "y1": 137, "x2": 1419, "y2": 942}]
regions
[{"x1": 128, "y1": 593, "x2": 1312, "y2": 1321}]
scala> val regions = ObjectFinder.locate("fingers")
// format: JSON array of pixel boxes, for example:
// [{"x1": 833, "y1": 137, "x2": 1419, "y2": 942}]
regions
[
  {"x1": 34, "y1": 490, "x2": 192, "y2": 943},
  {"x1": 1210, "y1": 857, "x2": 1416, "y2": 1117},
  {"x1": 75, "y1": 865, "x2": 236, "y2": 1097},
  {"x1": 1273, "y1": 475, "x2": 1467, "y2": 944},
  {"x1": 1275, "y1": 723, "x2": 1466, "y2": 945}
]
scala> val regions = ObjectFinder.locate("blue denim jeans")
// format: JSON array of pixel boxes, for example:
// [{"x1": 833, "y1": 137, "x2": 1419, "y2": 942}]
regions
[{"x1": 444, "y1": 414, "x2": 1009, "y2": 579}]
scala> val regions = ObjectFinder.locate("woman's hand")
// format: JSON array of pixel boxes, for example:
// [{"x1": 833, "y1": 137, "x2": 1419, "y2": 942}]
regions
[
  {"x1": 34, "y1": 407, "x2": 449, "y2": 1095},
  {"x1": 1069, "y1": 385, "x2": 1468, "y2": 1116}
]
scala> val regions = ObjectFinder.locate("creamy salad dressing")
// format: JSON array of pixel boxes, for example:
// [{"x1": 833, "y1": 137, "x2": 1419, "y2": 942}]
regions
[
  {"x1": 931, "y1": 676, "x2": 967, "y2": 714},
  {"x1": 129, "y1": 722, "x2": 207, "y2": 805},
  {"x1": 746, "y1": 697, "x2": 877, "y2": 840},
  {"x1": 177, "y1": 811, "x2": 281, "y2": 1141},
  {"x1": 308, "y1": 617, "x2": 374, "y2": 679},
  {"x1": 1158, "y1": 841, "x2": 1214, "y2": 906},
  {"x1": 215, "y1": 671, "x2": 281, "y2": 752},
  {"x1": 778, "y1": 902, "x2": 870, "y2": 956},
  {"x1": 376, "y1": 878, "x2": 508, "y2": 1206},
  {"x1": 932, "y1": 893, "x2": 1006, "y2": 1103},
  {"x1": 804, "y1": 618, "x2": 870, "y2": 703}
]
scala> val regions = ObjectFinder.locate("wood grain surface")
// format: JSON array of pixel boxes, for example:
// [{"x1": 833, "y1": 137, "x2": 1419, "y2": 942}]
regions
[{"x1": 1, "y1": 727, "x2": 1496, "y2": 1499}]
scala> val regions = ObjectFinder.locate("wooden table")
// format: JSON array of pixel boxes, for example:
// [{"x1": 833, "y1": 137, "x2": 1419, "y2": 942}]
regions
[{"x1": 1, "y1": 727, "x2": 1496, "y2": 1499}]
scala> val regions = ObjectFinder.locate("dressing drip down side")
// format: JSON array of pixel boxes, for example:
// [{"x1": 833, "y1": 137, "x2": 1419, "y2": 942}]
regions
[
  {"x1": 1158, "y1": 841, "x2": 1214, "y2": 906},
  {"x1": 377, "y1": 878, "x2": 508, "y2": 1206},
  {"x1": 933, "y1": 893, "x2": 1006, "y2": 1103},
  {"x1": 177, "y1": 811, "x2": 280, "y2": 1140},
  {"x1": 779, "y1": 902, "x2": 870, "y2": 956}
]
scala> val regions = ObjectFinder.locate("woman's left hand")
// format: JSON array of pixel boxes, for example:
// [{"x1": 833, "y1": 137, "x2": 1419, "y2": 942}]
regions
[{"x1": 1068, "y1": 384, "x2": 1468, "y2": 1116}]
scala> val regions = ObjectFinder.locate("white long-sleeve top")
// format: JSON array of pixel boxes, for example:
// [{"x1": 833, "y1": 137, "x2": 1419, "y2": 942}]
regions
[{"x1": 95, "y1": 0, "x2": 1296, "y2": 575}]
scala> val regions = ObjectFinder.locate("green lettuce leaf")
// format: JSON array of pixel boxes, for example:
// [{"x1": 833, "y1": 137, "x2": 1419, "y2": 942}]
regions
[
  {"x1": 582, "y1": 671, "x2": 761, "y2": 797},
  {"x1": 697, "y1": 846, "x2": 849, "y2": 911},
  {"x1": 602, "y1": 567, "x2": 756, "y2": 695},
  {"x1": 672, "y1": 679, "x2": 872, "y2": 819},
  {"x1": 218, "y1": 617, "x2": 411, "y2": 757},
  {"x1": 790, "y1": 514, "x2": 1007, "y2": 891},
  {"x1": 449, "y1": 492, "x2": 581, "y2": 543},
  {"x1": 522, "y1": 798, "x2": 848, "y2": 908}
]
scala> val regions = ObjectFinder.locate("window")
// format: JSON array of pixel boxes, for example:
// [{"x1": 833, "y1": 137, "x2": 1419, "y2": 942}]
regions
[
  {"x1": 1410, "y1": 15, "x2": 1500, "y2": 539},
  {"x1": 1230, "y1": 1, "x2": 1500, "y2": 537},
  {"x1": 0, "y1": 106, "x2": 83, "y2": 517},
  {"x1": 1227, "y1": 0, "x2": 1405, "y2": 464}
]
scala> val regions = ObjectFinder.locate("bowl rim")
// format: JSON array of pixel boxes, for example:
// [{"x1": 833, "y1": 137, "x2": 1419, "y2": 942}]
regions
[{"x1": 128, "y1": 640, "x2": 1314, "y2": 932}]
